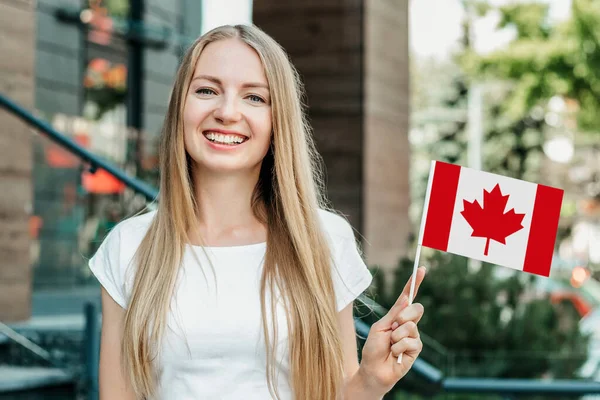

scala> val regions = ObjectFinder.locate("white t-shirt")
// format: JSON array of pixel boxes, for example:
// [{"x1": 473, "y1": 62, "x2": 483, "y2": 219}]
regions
[{"x1": 89, "y1": 208, "x2": 373, "y2": 400}]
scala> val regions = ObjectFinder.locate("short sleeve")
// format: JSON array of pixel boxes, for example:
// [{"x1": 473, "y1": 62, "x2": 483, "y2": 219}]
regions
[
  {"x1": 329, "y1": 230, "x2": 373, "y2": 312},
  {"x1": 88, "y1": 225, "x2": 128, "y2": 309}
]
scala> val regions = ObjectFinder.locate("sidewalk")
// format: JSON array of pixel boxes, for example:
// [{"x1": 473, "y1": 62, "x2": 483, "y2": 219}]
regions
[{"x1": 32, "y1": 285, "x2": 102, "y2": 317}]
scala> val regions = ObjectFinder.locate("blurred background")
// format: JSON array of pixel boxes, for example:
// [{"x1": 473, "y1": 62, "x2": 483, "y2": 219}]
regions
[{"x1": 0, "y1": 0, "x2": 599, "y2": 399}]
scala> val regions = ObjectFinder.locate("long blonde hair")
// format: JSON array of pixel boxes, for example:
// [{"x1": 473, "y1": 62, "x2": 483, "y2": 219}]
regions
[{"x1": 122, "y1": 25, "x2": 345, "y2": 399}]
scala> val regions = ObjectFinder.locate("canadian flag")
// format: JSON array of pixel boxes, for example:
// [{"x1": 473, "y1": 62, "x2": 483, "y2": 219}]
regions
[{"x1": 420, "y1": 161, "x2": 564, "y2": 277}]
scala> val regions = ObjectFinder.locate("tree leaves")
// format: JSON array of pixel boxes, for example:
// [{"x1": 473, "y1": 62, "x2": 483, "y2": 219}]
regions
[
  {"x1": 468, "y1": 0, "x2": 600, "y2": 132},
  {"x1": 369, "y1": 253, "x2": 590, "y2": 382}
]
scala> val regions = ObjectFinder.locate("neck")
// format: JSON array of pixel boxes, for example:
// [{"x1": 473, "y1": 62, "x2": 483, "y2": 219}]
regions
[{"x1": 190, "y1": 165, "x2": 266, "y2": 245}]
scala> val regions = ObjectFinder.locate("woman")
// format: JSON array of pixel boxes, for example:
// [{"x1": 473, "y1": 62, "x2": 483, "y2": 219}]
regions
[{"x1": 89, "y1": 24, "x2": 426, "y2": 400}]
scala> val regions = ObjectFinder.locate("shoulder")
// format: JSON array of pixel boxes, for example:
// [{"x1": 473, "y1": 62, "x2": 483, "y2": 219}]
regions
[
  {"x1": 98, "y1": 209, "x2": 157, "y2": 256},
  {"x1": 317, "y1": 208, "x2": 356, "y2": 243},
  {"x1": 88, "y1": 210, "x2": 157, "y2": 309},
  {"x1": 115, "y1": 209, "x2": 157, "y2": 234},
  {"x1": 108, "y1": 210, "x2": 157, "y2": 243}
]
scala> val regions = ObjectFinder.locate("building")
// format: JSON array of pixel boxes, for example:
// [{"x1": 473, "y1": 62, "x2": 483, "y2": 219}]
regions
[{"x1": 0, "y1": 0, "x2": 410, "y2": 321}]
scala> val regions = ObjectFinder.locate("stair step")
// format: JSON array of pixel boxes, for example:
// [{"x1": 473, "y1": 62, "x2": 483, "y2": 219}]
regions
[{"x1": 0, "y1": 366, "x2": 74, "y2": 393}]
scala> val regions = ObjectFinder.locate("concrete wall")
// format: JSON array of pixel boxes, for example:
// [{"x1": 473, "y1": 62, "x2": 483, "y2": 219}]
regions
[
  {"x1": 0, "y1": 0, "x2": 36, "y2": 321},
  {"x1": 253, "y1": 0, "x2": 411, "y2": 274},
  {"x1": 254, "y1": 0, "x2": 365, "y2": 229},
  {"x1": 363, "y1": 0, "x2": 411, "y2": 269}
]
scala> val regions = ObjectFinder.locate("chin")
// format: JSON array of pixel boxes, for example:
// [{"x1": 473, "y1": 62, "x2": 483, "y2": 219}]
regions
[{"x1": 192, "y1": 157, "x2": 262, "y2": 175}]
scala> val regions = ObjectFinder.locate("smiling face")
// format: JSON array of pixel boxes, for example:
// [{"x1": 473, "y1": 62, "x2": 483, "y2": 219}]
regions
[{"x1": 183, "y1": 38, "x2": 273, "y2": 176}]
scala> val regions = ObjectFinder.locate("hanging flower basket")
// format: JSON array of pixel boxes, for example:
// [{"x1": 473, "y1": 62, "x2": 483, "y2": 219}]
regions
[{"x1": 84, "y1": 58, "x2": 127, "y2": 119}]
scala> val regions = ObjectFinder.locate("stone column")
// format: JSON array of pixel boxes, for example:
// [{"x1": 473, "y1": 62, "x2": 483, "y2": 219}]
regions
[
  {"x1": 363, "y1": 0, "x2": 411, "y2": 271},
  {"x1": 253, "y1": 0, "x2": 411, "y2": 276},
  {"x1": 0, "y1": 0, "x2": 36, "y2": 321}
]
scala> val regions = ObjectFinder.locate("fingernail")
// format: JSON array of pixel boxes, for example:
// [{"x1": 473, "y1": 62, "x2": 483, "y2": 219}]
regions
[{"x1": 391, "y1": 322, "x2": 399, "y2": 330}]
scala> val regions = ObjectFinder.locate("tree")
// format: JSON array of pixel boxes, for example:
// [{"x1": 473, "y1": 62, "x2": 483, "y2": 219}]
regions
[
  {"x1": 465, "y1": 0, "x2": 600, "y2": 133},
  {"x1": 464, "y1": 0, "x2": 600, "y2": 272},
  {"x1": 366, "y1": 252, "x2": 590, "y2": 400},
  {"x1": 368, "y1": 2, "x2": 593, "y2": 398},
  {"x1": 409, "y1": 7, "x2": 548, "y2": 227}
]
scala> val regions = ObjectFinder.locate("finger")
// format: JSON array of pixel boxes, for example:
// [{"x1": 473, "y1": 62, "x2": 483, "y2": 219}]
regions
[
  {"x1": 377, "y1": 301, "x2": 424, "y2": 332},
  {"x1": 374, "y1": 298, "x2": 409, "y2": 331},
  {"x1": 402, "y1": 266, "x2": 426, "y2": 301},
  {"x1": 391, "y1": 337, "x2": 423, "y2": 359},
  {"x1": 393, "y1": 266, "x2": 426, "y2": 308},
  {"x1": 376, "y1": 269, "x2": 426, "y2": 330},
  {"x1": 394, "y1": 303, "x2": 424, "y2": 327},
  {"x1": 391, "y1": 321, "x2": 419, "y2": 343}
]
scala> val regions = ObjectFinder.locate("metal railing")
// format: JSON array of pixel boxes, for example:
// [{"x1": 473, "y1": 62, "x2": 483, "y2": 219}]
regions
[
  {"x1": 3, "y1": 93, "x2": 600, "y2": 398},
  {"x1": 354, "y1": 315, "x2": 600, "y2": 397},
  {"x1": 0, "y1": 322, "x2": 56, "y2": 367},
  {"x1": 0, "y1": 95, "x2": 157, "y2": 203}
]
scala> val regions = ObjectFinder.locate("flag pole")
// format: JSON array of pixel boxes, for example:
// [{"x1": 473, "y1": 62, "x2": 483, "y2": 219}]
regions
[
  {"x1": 397, "y1": 241, "x2": 424, "y2": 365},
  {"x1": 407, "y1": 244, "x2": 422, "y2": 306},
  {"x1": 398, "y1": 161, "x2": 436, "y2": 364}
]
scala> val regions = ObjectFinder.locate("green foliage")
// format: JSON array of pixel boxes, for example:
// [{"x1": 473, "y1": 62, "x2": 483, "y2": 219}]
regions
[
  {"x1": 410, "y1": 68, "x2": 546, "y2": 232},
  {"x1": 467, "y1": 0, "x2": 600, "y2": 132},
  {"x1": 104, "y1": 0, "x2": 130, "y2": 18},
  {"x1": 370, "y1": 252, "x2": 590, "y2": 384},
  {"x1": 497, "y1": 3, "x2": 551, "y2": 39},
  {"x1": 397, "y1": 2, "x2": 593, "y2": 398}
]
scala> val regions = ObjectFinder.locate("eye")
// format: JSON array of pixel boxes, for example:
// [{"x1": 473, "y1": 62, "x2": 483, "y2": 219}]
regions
[
  {"x1": 247, "y1": 94, "x2": 265, "y2": 103},
  {"x1": 195, "y1": 88, "x2": 216, "y2": 95}
]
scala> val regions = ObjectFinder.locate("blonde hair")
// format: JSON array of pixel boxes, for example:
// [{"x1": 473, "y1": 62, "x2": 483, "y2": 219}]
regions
[{"x1": 122, "y1": 25, "x2": 345, "y2": 399}]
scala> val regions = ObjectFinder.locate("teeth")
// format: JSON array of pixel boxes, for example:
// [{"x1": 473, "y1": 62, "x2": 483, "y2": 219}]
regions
[{"x1": 205, "y1": 132, "x2": 246, "y2": 144}]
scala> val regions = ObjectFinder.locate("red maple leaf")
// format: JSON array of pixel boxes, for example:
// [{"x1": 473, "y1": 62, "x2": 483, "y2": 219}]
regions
[{"x1": 460, "y1": 184, "x2": 526, "y2": 256}]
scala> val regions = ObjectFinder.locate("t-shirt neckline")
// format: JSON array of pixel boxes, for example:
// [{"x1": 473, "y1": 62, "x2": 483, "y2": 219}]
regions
[{"x1": 187, "y1": 241, "x2": 267, "y2": 252}]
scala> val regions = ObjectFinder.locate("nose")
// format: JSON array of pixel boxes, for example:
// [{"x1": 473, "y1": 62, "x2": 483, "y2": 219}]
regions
[{"x1": 213, "y1": 95, "x2": 242, "y2": 124}]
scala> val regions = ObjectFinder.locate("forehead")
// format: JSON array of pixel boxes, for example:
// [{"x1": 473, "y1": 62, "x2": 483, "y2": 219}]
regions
[{"x1": 193, "y1": 38, "x2": 268, "y2": 86}]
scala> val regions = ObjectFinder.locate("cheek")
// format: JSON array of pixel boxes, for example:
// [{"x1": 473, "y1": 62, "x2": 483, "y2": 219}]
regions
[
  {"x1": 250, "y1": 110, "x2": 272, "y2": 148},
  {"x1": 182, "y1": 108, "x2": 194, "y2": 147},
  {"x1": 182, "y1": 98, "x2": 211, "y2": 147},
  {"x1": 183, "y1": 103, "x2": 202, "y2": 150},
  {"x1": 183, "y1": 97, "x2": 200, "y2": 126}
]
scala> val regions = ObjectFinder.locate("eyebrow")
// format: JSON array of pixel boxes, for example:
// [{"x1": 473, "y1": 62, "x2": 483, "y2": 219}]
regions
[{"x1": 192, "y1": 74, "x2": 269, "y2": 90}]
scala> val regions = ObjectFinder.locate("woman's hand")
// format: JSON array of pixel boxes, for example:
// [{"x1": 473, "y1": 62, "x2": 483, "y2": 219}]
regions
[{"x1": 357, "y1": 266, "x2": 426, "y2": 396}]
